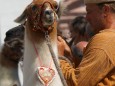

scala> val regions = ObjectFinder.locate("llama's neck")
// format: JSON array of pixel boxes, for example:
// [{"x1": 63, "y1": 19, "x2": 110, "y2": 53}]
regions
[
  {"x1": 24, "y1": 29, "x2": 58, "y2": 67},
  {"x1": 23, "y1": 26, "x2": 63, "y2": 86}
]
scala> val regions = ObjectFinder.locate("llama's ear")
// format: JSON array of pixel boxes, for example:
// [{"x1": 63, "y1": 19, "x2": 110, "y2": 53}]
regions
[
  {"x1": 14, "y1": 8, "x2": 27, "y2": 24},
  {"x1": 57, "y1": 0, "x2": 65, "y2": 18}
]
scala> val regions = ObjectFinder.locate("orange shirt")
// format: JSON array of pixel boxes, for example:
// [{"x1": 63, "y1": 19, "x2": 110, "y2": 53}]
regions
[{"x1": 60, "y1": 29, "x2": 115, "y2": 86}]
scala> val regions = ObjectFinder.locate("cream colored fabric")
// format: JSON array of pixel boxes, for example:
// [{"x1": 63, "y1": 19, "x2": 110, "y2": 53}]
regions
[
  {"x1": 60, "y1": 29, "x2": 115, "y2": 86},
  {"x1": 84, "y1": 0, "x2": 115, "y2": 4}
]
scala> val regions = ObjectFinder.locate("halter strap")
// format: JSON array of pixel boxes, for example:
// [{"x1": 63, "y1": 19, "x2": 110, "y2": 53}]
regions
[{"x1": 28, "y1": 1, "x2": 56, "y2": 33}]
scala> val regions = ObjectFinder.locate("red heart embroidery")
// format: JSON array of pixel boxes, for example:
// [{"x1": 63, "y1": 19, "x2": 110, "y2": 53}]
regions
[{"x1": 36, "y1": 67, "x2": 55, "y2": 85}]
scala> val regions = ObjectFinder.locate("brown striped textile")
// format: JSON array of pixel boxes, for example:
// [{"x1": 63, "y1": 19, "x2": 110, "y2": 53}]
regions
[{"x1": 60, "y1": 29, "x2": 115, "y2": 86}]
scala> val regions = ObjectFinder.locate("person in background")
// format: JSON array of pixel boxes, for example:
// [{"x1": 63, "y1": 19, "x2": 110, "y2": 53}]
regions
[
  {"x1": 58, "y1": 36, "x2": 88, "y2": 67},
  {"x1": 69, "y1": 16, "x2": 94, "y2": 46},
  {"x1": 58, "y1": 0, "x2": 115, "y2": 86},
  {"x1": 58, "y1": 16, "x2": 91, "y2": 66},
  {"x1": 71, "y1": 41, "x2": 88, "y2": 67}
]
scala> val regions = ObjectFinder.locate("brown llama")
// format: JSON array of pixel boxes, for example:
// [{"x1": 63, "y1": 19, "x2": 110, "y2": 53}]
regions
[{"x1": 0, "y1": 25, "x2": 24, "y2": 86}]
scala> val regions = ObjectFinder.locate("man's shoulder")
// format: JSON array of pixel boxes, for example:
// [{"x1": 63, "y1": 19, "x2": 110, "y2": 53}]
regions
[
  {"x1": 87, "y1": 29, "x2": 115, "y2": 49},
  {"x1": 91, "y1": 29, "x2": 115, "y2": 42},
  {"x1": 97, "y1": 29, "x2": 115, "y2": 38}
]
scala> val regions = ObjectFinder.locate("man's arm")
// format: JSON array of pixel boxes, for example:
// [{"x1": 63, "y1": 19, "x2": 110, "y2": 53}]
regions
[
  {"x1": 58, "y1": 36, "x2": 114, "y2": 86},
  {"x1": 60, "y1": 48, "x2": 114, "y2": 86}
]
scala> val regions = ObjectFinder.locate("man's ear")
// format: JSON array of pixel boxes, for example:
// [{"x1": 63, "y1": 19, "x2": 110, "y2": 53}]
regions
[{"x1": 102, "y1": 5, "x2": 111, "y2": 17}]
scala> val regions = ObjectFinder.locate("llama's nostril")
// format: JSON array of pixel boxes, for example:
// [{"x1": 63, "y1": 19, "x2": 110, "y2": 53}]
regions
[{"x1": 45, "y1": 10, "x2": 53, "y2": 15}]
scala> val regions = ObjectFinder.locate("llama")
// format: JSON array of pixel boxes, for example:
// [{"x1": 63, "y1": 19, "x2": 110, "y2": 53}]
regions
[
  {"x1": 15, "y1": 0, "x2": 66, "y2": 86},
  {"x1": 0, "y1": 25, "x2": 24, "y2": 86}
]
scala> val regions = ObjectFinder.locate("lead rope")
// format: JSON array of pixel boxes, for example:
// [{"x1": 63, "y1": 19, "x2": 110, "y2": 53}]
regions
[{"x1": 45, "y1": 31, "x2": 68, "y2": 86}]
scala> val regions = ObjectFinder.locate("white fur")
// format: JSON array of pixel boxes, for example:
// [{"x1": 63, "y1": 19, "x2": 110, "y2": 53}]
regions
[
  {"x1": 18, "y1": 60, "x2": 23, "y2": 86},
  {"x1": 23, "y1": 29, "x2": 63, "y2": 86},
  {"x1": 15, "y1": 0, "x2": 64, "y2": 85}
]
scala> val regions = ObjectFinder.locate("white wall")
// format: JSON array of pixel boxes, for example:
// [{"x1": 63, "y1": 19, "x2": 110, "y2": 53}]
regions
[{"x1": 0, "y1": 0, "x2": 32, "y2": 47}]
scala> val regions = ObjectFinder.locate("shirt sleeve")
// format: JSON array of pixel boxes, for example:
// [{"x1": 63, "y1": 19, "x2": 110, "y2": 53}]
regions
[
  {"x1": 60, "y1": 59, "x2": 78, "y2": 86},
  {"x1": 60, "y1": 48, "x2": 114, "y2": 86},
  {"x1": 97, "y1": 67, "x2": 115, "y2": 86}
]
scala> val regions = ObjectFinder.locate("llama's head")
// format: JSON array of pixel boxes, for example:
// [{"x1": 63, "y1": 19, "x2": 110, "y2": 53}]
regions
[
  {"x1": 1, "y1": 25, "x2": 24, "y2": 62},
  {"x1": 15, "y1": 0, "x2": 63, "y2": 33}
]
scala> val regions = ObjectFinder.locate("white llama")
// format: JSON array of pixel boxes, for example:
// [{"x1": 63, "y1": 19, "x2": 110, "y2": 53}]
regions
[{"x1": 15, "y1": 0, "x2": 67, "y2": 86}]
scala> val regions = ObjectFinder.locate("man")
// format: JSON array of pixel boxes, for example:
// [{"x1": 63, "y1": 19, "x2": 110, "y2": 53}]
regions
[
  {"x1": 58, "y1": 0, "x2": 115, "y2": 86},
  {"x1": 69, "y1": 16, "x2": 94, "y2": 46}
]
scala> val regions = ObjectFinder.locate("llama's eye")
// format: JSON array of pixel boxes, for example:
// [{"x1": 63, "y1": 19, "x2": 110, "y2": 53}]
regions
[{"x1": 31, "y1": 5, "x2": 37, "y2": 11}]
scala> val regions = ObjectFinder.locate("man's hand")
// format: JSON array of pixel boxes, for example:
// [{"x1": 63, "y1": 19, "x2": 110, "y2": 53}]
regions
[
  {"x1": 57, "y1": 36, "x2": 65, "y2": 57},
  {"x1": 57, "y1": 36, "x2": 73, "y2": 58}
]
